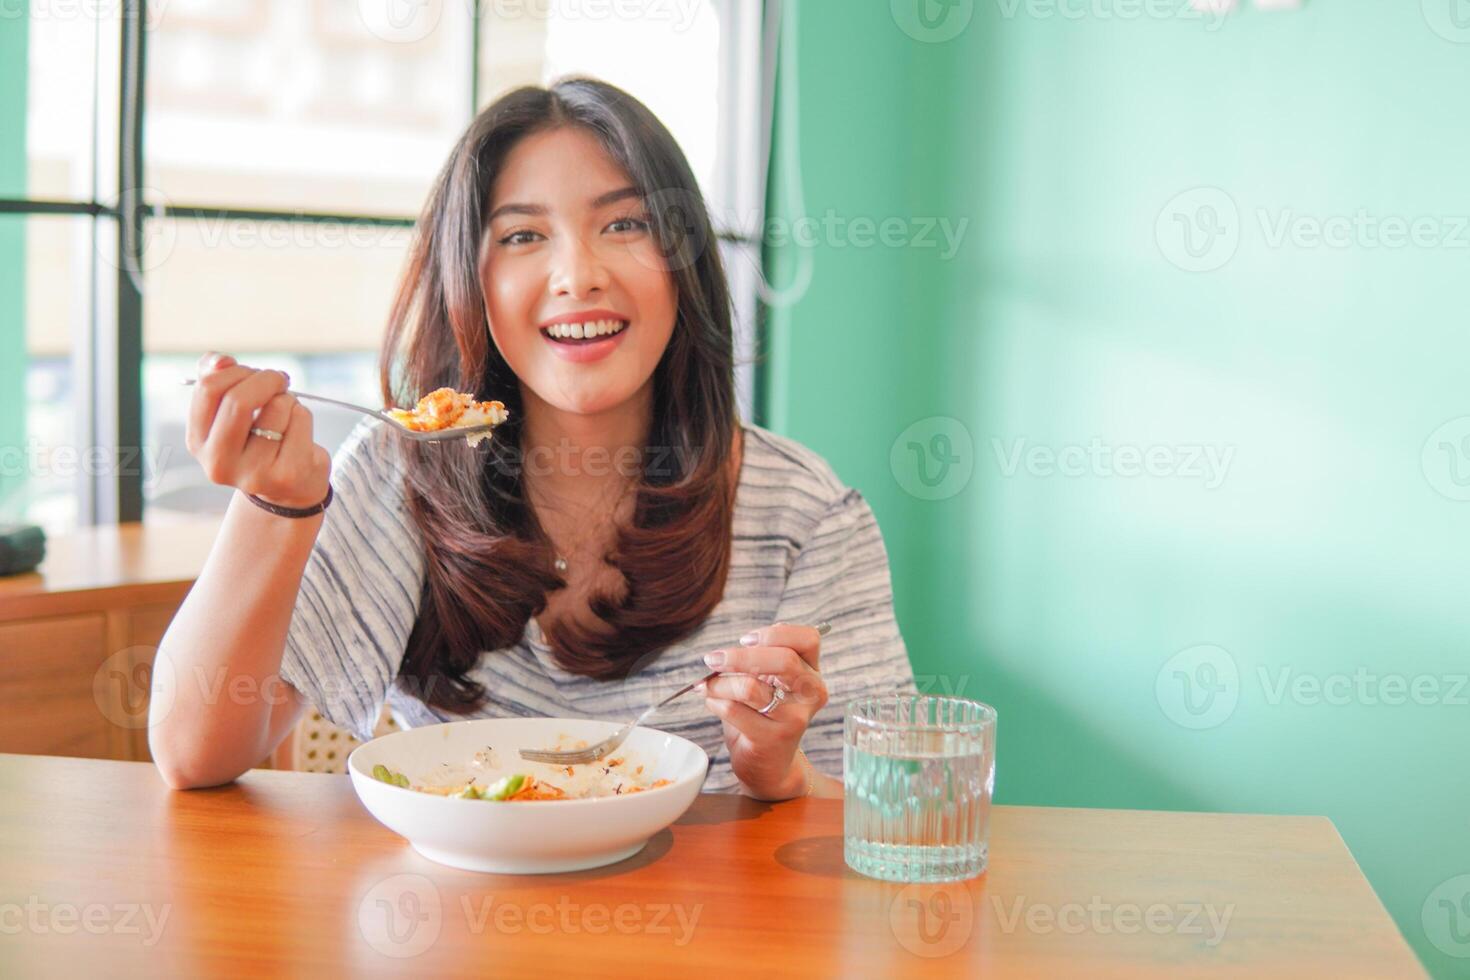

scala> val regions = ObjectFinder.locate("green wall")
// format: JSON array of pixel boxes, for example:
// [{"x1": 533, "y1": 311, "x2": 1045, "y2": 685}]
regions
[
  {"x1": 764, "y1": 2, "x2": 1466, "y2": 975},
  {"x1": 0, "y1": 7, "x2": 27, "y2": 516}
]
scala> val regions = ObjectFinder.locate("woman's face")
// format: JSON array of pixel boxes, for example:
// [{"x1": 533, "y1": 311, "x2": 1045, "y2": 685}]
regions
[{"x1": 481, "y1": 126, "x2": 678, "y2": 419}]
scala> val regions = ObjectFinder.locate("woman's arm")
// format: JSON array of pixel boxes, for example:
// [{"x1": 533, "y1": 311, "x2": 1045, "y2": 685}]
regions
[
  {"x1": 148, "y1": 353, "x2": 331, "y2": 788},
  {"x1": 707, "y1": 487, "x2": 917, "y2": 799},
  {"x1": 149, "y1": 496, "x2": 315, "y2": 788}
]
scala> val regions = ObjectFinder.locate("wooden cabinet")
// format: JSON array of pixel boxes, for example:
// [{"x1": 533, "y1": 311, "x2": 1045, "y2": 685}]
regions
[
  {"x1": 0, "y1": 523, "x2": 214, "y2": 763},
  {"x1": 0, "y1": 614, "x2": 114, "y2": 758}
]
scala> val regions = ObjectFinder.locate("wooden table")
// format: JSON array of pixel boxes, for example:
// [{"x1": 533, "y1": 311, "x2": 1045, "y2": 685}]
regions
[{"x1": 0, "y1": 755, "x2": 1423, "y2": 978}]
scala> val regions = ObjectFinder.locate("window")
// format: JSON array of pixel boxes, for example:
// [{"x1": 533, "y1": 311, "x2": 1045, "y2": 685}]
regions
[
  {"x1": 0, "y1": 214, "x2": 92, "y2": 529},
  {"x1": 1, "y1": 9, "x2": 112, "y2": 529},
  {"x1": 1, "y1": 0, "x2": 766, "y2": 528}
]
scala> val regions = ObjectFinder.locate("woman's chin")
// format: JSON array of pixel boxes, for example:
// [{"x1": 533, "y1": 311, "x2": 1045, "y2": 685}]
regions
[{"x1": 533, "y1": 385, "x2": 635, "y2": 419}]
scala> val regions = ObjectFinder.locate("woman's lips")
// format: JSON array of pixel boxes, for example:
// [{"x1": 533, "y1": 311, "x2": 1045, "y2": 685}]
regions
[{"x1": 540, "y1": 322, "x2": 629, "y2": 364}]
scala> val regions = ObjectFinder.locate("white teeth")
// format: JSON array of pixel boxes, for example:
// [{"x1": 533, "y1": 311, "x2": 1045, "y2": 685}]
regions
[{"x1": 546, "y1": 319, "x2": 627, "y2": 340}]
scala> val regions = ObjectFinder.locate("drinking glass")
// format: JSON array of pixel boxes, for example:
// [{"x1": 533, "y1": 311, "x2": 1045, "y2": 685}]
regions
[{"x1": 843, "y1": 695, "x2": 996, "y2": 882}]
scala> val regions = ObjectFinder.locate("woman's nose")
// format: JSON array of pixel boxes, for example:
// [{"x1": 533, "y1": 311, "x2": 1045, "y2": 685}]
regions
[{"x1": 549, "y1": 236, "x2": 611, "y2": 298}]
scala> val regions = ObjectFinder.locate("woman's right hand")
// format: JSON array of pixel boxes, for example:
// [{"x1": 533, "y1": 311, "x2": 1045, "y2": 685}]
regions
[{"x1": 186, "y1": 352, "x2": 331, "y2": 509}]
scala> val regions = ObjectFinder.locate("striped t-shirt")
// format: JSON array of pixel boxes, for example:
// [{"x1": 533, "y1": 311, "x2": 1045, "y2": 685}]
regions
[{"x1": 278, "y1": 419, "x2": 918, "y2": 792}]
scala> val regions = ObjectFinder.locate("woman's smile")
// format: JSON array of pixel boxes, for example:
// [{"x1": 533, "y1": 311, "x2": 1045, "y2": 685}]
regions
[{"x1": 538, "y1": 309, "x2": 632, "y2": 363}]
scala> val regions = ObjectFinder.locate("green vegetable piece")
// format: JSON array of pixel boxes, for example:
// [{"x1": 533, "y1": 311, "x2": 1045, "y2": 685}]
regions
[
  {"x1": 456, "y1": 785, "x2": 481, "y2": 799},
  {"x1": 483, "y1": 774, "x2": 527, "y2": 801},
  {"x1": 371, "y1": 764, "x2": 410, "y2": 788}
]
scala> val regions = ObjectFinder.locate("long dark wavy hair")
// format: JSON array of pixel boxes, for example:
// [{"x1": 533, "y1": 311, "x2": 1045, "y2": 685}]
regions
[{"x1": 380, "y1": 77, "x2": 740, "y2": 713}]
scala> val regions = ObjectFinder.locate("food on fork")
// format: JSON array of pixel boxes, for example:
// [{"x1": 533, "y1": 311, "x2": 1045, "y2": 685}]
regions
[{"x1": 385, "y1": 387, "x2": 508, "y2": 445}]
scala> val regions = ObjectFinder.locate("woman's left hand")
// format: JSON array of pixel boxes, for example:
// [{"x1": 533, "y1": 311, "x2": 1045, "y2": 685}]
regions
[{"x1": 701, "y1": 621, "x2": 828, "y2": 800}]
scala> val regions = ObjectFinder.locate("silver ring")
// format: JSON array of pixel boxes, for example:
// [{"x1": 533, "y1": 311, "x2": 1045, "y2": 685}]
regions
[
  {"x1": 757, "y1": 685, "x2": 787, "y2": 716},
  {"x1": 249, "y1": 427, "x2": 284, "y2": 442}
]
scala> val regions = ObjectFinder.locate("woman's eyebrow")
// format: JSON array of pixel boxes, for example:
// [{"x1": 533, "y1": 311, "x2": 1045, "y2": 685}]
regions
[{"x1": 487, "y1": 186, "x2": 642, "y2": 223}]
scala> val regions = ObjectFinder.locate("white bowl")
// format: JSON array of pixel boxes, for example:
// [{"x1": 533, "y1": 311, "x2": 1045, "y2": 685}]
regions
[{"x1": 347, "y1": 718, "x2": 709, "y2": 873}]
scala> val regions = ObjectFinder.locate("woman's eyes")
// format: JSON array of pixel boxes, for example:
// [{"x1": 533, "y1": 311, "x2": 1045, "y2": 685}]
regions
[
  {"x1": 606, "y1": 215, "x2": 651, "y2": 235},
  {"x1": 495, "y1": 216, "x2": 649, "y2": 247},
  {"x1": 497, "y1": 229, "x2": 543, "y2": 246}
]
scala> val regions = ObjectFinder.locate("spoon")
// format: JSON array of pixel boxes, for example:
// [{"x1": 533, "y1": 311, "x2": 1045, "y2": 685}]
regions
[{"x1": 181, "y1": 379, "x2": 502, "y2": 443}]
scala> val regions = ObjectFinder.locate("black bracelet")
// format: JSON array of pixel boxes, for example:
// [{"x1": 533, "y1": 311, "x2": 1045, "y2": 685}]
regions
[{"x1": 244, "y1": 484, "x2": 333, "y2": 519}]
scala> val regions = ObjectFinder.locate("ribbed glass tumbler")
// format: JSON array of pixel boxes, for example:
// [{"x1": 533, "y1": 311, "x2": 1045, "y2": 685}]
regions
[{"x1": 843, "y1": 695, "x2": 996, "y2": 882}]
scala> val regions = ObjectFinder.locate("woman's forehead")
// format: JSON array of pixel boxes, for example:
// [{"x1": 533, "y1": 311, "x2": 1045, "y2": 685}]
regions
[{"x1": 490, "y1": 128, "x2": 636, "y2": 215}]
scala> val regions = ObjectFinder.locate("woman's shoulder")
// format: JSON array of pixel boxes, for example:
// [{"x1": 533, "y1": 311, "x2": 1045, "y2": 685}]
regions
[{"x1": 737, "y1": 423, "x2": 857, "y2": 518}]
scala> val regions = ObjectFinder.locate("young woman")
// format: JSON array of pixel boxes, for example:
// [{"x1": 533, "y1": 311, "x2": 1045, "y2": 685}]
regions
[{"x1": 150, "y1": 77, "x2": 916, "y2": 799}]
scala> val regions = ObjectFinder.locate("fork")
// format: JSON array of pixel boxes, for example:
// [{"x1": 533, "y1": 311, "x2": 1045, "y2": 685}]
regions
[
  {"x1": 518, "y1": 621, "x2": 833, "y2": 766},
  {"x1": 181, "y1": 379, "x2": 502, "y2": 443}
]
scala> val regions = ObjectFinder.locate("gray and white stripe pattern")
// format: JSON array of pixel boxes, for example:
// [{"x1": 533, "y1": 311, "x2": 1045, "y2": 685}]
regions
[{"x1": 278, "y1": 420, "x2": 918, "y2": 792}]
